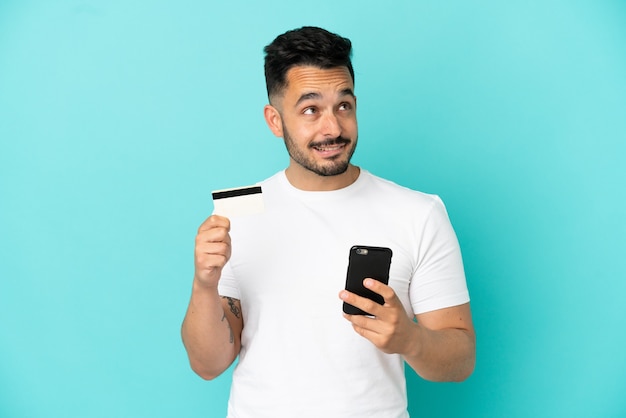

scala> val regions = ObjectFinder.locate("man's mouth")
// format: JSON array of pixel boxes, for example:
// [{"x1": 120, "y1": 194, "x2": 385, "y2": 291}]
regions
[
  {"x1": 310, "y1": 138, "x2": 350, "y2": 152},
  {"x1": 313, "y1": 144, "x2": 344, "y2": 152}
]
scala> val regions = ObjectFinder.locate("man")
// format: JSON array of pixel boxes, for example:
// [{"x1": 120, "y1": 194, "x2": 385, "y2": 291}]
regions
[{"x1": 182, "y1": 26, "x2": 475, "y2": 417}]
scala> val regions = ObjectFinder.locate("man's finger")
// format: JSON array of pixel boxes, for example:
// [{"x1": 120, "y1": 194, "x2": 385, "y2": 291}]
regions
[
  {"x1": 198, "y1": 214, "x2": 231, "y2": 232},
  {"x1": 363, "y1": 278, "x2": 398, "y2": 305},
  {"x1": 339, "y1": 289, "x2": 383, "y2": 317}
]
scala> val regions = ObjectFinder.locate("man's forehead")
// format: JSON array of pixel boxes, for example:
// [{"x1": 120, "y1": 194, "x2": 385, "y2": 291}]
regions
[
  {"x1": 269, "y1": 65, "x2": 354, "y2": 106},
  {"x1": 285, "y1": 65, "x2": 354, "y2": 93}
]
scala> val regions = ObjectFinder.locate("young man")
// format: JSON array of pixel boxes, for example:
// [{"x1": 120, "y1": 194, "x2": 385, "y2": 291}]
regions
[{"x1": 182, "y1": 26, "x2": 475, "y2": 418}]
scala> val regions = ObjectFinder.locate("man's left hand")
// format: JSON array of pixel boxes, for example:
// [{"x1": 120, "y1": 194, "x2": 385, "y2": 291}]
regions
[{"x1": 340, "y1": 279, "x2": 419, "y2": 356}]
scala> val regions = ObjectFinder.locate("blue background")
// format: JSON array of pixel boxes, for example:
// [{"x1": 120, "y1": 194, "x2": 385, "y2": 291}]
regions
[{"x1": 1, "y1": 1, "x2": 625, "y2": 417}]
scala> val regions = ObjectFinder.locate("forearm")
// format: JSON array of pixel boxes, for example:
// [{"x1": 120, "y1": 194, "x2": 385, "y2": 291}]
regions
[
  {"x1": 181, "y1": 281, "x2": 239, "y2": 380},
  {"x1": 403, "y1": 324, "x2": 475, "y2": 382}
]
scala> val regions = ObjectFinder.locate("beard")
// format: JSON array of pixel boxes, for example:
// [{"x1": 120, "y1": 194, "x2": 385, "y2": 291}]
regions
[{"x1": 282, "y1": 124, "x2": 357, "y2": 177}]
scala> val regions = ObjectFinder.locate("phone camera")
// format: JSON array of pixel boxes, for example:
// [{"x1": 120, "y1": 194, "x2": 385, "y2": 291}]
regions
[{"x1": 356, "y1": 248, "x2": 369, "y2": 255}]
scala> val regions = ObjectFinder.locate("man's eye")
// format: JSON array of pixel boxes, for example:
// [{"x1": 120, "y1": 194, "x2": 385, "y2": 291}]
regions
[
  {"x1": 303, "y1": 107, "x2": 317, "y2": 115},
  {"x1": 339, "y1": 102, "x2": 352, "y2": 111}
]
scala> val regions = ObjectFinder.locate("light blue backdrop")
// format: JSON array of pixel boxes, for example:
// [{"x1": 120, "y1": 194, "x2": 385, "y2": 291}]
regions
[{"x1": 1, "y1": 1, "x2": 625, "y2": 417}]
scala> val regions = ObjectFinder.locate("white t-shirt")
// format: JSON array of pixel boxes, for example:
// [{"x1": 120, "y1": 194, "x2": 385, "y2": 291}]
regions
[{"x1": 218, "y1": 169, "x2": 469, "y2": 418}]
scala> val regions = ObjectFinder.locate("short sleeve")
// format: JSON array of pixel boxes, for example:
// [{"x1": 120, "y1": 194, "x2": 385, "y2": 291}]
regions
[
  {"x1": 410, "y1": 196, "x2": 470, "y2": 314},
  {"x1": 217, "y1": 261, "x2": 241, "y2": 299}
]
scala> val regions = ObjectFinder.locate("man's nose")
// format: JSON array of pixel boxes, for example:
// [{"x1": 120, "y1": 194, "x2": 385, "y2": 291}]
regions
[{"x1": 321, "y1": 111, "x2": 341, "y2": 138}]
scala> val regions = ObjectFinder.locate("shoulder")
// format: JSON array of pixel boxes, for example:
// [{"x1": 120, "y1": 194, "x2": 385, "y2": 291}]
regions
[
  {"x1": 362, "y1": 170, "x2": 443, "y2": 210},
  {"x1": 359, "y1": 171, "x2": 455, "y2": 229}
]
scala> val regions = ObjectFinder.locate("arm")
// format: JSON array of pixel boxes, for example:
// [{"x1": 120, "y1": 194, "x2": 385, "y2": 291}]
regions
[
  {"x1": 340, "y1": 279, "x2": 475, "y2": 382},
  {"x1": 181, "y1": 215, "x2": 244, "y2": 380}
]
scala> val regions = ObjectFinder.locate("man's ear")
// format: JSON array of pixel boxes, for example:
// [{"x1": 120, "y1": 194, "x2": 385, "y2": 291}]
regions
[{"x1": 263, "y1": 104, "x2": 283, "y2": 138}]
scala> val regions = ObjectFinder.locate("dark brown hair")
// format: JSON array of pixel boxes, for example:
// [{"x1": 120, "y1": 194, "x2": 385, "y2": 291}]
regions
[{"x1": 263, "y1": 26, "x2": 354, "y2": 99}]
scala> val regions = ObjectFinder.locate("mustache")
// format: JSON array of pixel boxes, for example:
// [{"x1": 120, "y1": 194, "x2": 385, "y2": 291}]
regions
[{"x1": 309, "y1": 137, "x2": 351, "y2": 149}]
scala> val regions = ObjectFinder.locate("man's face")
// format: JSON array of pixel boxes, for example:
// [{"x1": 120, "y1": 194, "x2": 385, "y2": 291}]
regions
[{"x1": 270, "y1": 66, "x2": 358, "y2": 178}]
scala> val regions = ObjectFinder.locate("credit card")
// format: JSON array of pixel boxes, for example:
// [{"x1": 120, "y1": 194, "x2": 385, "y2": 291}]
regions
[{"x1": 212, "y1": 185, "x2": 264, "y2": 217}]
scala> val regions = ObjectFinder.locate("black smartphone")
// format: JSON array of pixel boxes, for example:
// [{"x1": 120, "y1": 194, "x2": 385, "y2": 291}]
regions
[{"x1": 343, "y1": 245, "x2": 393, "y2": 315}]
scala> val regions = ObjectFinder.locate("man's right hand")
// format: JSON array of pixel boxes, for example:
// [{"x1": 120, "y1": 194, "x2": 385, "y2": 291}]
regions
[
  {"x1": 184, "y1": 214, "x2": 240, "y2": 380},
  {"x1": 194, "y1": 215, "x2": 231, "y2": 288}
]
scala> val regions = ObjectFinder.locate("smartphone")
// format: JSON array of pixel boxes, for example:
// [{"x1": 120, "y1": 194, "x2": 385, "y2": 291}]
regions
[{"x1": 343, "y1": 245, "x2": 393, "y2": 315}]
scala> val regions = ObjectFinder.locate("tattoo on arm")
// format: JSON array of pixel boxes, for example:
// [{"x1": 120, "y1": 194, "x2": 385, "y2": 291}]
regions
[
  {"x1": 220, "y1": 307, "x2": 234, "y2": 344},
  {"x1": 221, "y1": 296, "x2": 241, "y2": 344},
  {"x1": 224, "y1": 296, "x2": 242, "y2": 319}
]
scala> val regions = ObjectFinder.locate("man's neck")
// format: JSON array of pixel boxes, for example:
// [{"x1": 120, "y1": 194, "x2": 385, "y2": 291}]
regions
[{"x1": 284, "y1": 164, "x2": 360, "y2": 191}]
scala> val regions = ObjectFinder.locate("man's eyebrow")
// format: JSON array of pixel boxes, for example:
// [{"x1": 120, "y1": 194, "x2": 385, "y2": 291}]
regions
[
  {"x1": 295, "y1": 92, "x2": 321, "y2": 107},
  {"x1": 339, "y1": 88, "x2": 355, "y2": 98},
  {"x1": 295, "y1": 89, "x2": 355, "y2": 107}
]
